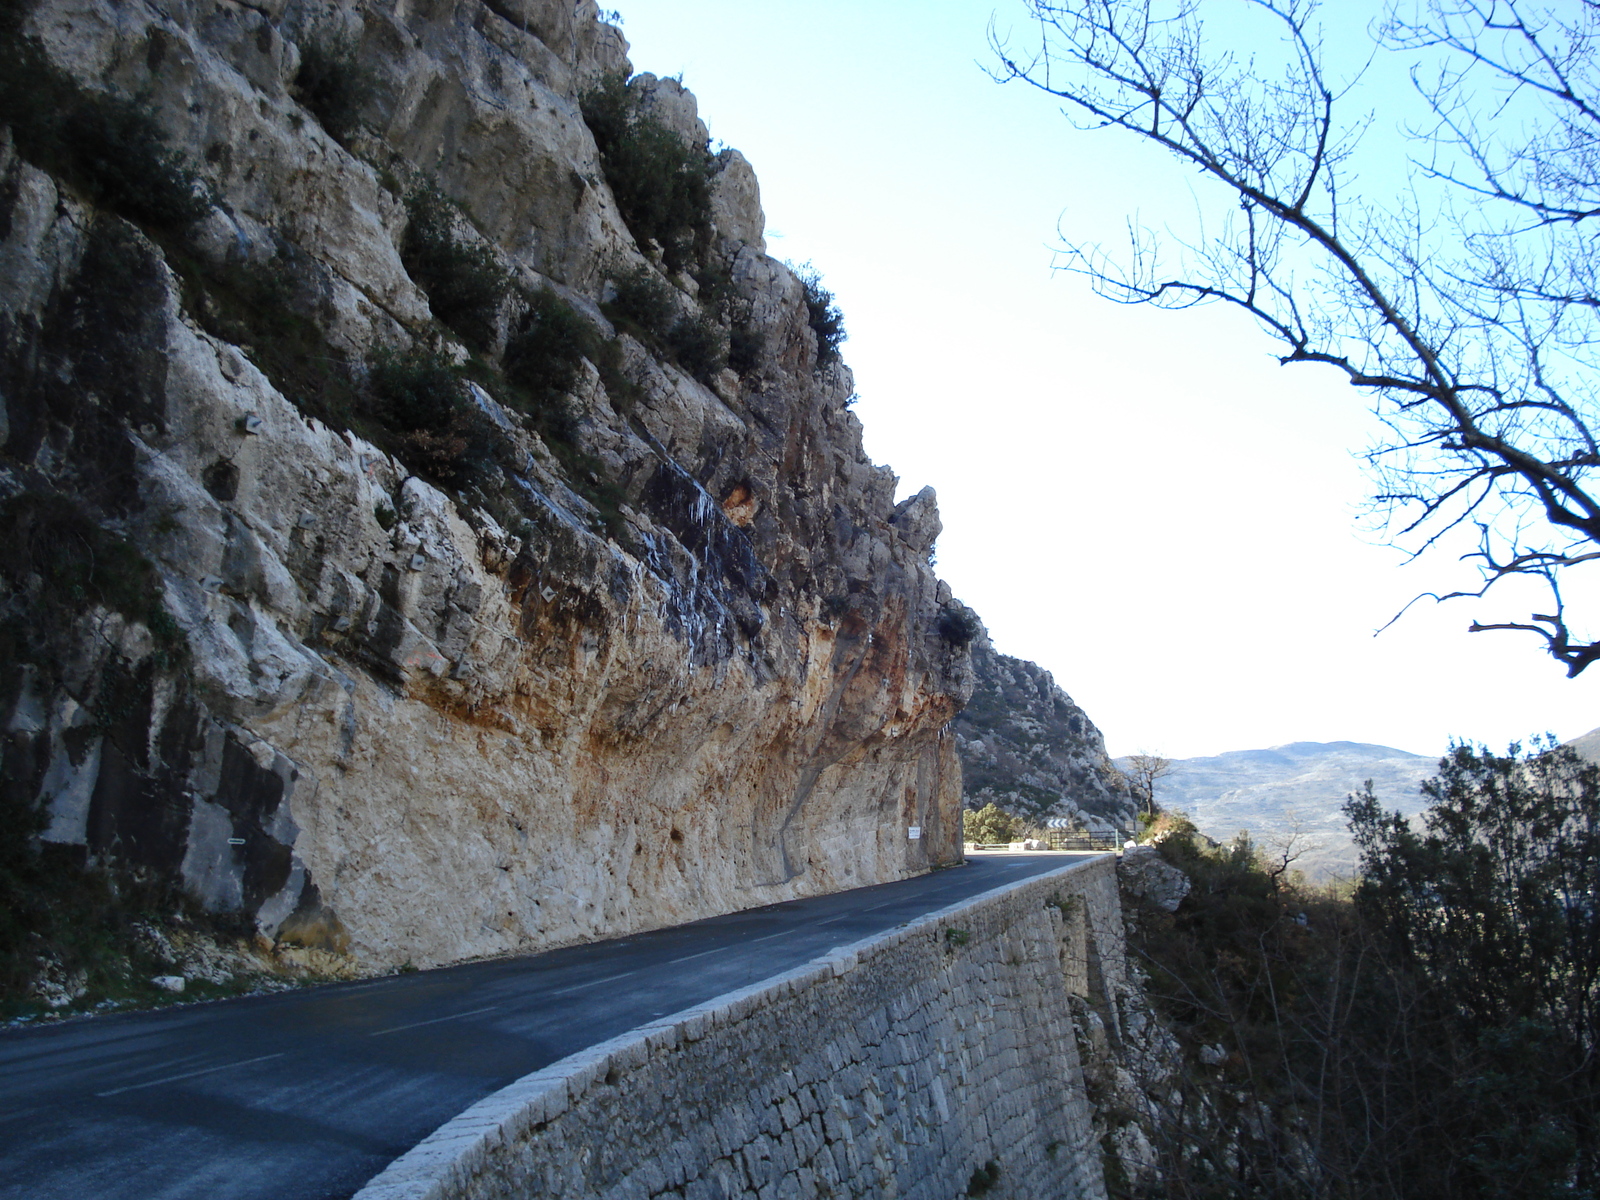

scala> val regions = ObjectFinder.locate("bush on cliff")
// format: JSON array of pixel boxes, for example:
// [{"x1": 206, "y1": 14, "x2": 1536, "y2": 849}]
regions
[
  {"x1": 364, "y1": 348, "x2": 497, "y2": 489},
  {"x1": 401, "y1": 183, "x2": 508, "y2": 353},
  {"x1": 791, "y1": 262, "x2": 847, "y2": 366},
  {"x1": 603, "y1": 264, "x2": 727, "y2": 384},
  {"x1": 581, "y1": 74, "x2": 715, "y2": 276},
  {"x1": 292, "y1": 34, "x2": 378, "y2": 147},
  {"x1": 0, "y1": 12, "x2": 208, "y2": 229}
]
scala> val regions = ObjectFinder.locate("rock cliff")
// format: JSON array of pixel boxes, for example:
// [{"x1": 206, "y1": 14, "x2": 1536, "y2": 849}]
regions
[
  {"x1": 0, "y1": 0, "x2": 974, "y2": 974},
  {"x1": 954, "y1": 630, "x2": 1134, "y2": 832}
]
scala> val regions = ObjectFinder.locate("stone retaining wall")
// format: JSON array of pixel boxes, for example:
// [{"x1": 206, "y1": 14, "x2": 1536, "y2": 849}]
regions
[{"x1": 355, "y1": 856, "x2": 1125, "y2": 1200}]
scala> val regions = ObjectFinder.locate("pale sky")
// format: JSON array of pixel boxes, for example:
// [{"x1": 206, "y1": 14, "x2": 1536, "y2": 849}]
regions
[{"x1": 612, "y1": 0, "x2": 1600, "y2": 760}]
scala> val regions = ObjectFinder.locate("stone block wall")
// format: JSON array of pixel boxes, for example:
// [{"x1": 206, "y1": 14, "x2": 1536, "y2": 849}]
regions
[{"x1": 356, "y1": 855, "x2": 1125, "y2": 1200}]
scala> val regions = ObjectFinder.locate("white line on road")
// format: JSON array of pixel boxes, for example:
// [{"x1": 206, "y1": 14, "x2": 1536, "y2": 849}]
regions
[
  {"x1": 744, "y1": 929, "x2": 792, "y2": 944},
  {"x1": 667, "y1": 946, "x2": 726, "y2": 965},
  {"x1": 546, "y1": 970, "x2": 638, "y2": 997},
  {"x1": 94, "y1": 1053, "x2": 286, "y2": 1098},
  {"x1": 370, "y1": 1005, "x2": 500, "y2": 1037}
]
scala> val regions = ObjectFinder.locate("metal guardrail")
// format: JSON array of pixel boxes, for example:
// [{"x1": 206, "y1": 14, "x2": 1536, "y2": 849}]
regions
[{"x1": 965, "y1": 833, "x2": 1125, "y2": 853}]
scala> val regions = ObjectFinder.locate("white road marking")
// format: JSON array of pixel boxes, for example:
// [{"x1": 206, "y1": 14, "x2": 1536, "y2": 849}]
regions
[
  {"x1": 667, "y1": 946, "x2": 726, "y2": 965},
  {"x1": 547, "y1": 970, "x2": 638, "y2": 997},
  {"x1": 370, "y1": 1005, "x2": 500, "y2": 1036},
  {"x1": 95, "y1": 1053, "x2": 286, "y2": 1098},
  {"x1": 744, "y1": 929, "x2": 792, "y2": 944}
]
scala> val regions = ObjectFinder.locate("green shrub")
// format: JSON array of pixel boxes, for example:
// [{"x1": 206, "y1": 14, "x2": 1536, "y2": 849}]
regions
[
  {"x1": 401, "y1": 183, "x2": 508, "y2": 352},
  {"x1": 580, "y1": 74, "x2": 715, "y2": 274},
  {"x1": 172, "y1": 243, "x2": 357, "y2": 430},
  {"x1": 664, "y1": 309, "x2": 727, "y2": 382},
  {"x1": 936, "y1": 602, "x2": 981, "y2": 647},
  {"x1": 505, "y1": 289, "x2": 595, "y2": 403},
  {"x1": 366, "y1": 347, "x2": 466, "y2": 432},
  {"x1": 292, "y1": 34, "x2": 377, "y2": 146},
  {"x1": 605, "y1": 263, "x2": 679, "y2": 341},
  {"x1": 963, "y1": 802, "x2": 1017, "y2": 844},
  {"x1": 0, "y1": 17, "x2": 208, "y2": 229},
  {"x1": 0, "y1": 492, "x2": 186, "y2": 673},
  {"x1": 728, "y1": 325, "x2": 764, "y2": 375},
  {"x1": 792, "y1": 262, "x2": 846, "y2": 365},
  {"x1": 604, "y1": 264, "x2": 727, "y2": 384},
  {"x1": 966, "y1": 1161, "x2": 1001, "y2": 1196},
  {"x1": 363, "y1": 348, "x2": 501, "y2": 489}
]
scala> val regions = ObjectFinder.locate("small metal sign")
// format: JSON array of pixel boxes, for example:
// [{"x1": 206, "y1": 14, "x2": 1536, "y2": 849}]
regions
[{"x1": 907, "y1": 826, "x2": 922, "y2": 840}]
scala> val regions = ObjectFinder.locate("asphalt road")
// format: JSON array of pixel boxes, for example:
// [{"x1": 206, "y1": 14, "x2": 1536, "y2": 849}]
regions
[{"x1": 0, "y1": 853, "x2": 1101, "y2": 1200}]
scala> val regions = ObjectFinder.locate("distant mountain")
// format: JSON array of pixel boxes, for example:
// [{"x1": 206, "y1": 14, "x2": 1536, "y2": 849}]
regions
[
  {"x1": 1120, "y1": 741, "x2": 1440, "y2": 880},
  {"x1": 1566, "y1": 725, "x2": 1600, "y2": 762}
]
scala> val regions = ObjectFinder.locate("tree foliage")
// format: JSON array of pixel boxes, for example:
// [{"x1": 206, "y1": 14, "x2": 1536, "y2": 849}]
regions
[
  {"x1": 1347, "y1": 739, "x2": 1600, "y2": 1194},
  {"x1": 1124, "y1": 742, "x2": 1600, "y2": 1199},
  {"x1": 581, "y1": 74, "x2": 715, "y2": 275},
  {"x1": 1124, "y1": 752, "x2": 1172, "y2": 820},
  {"x1": 964, "y1": 802, "x2": 1020, "y2": 844},
  {"x1": 992, "y1": 0, "x2": 1600, "y2": 675}
]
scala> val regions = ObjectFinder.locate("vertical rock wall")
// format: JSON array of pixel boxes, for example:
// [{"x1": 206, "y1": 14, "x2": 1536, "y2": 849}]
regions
[{"x1": 0, "y1": 0, "x2": 973, "y2": 969}]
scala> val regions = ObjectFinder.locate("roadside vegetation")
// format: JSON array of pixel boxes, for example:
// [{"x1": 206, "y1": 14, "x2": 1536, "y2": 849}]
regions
[{"x1": 1125, "y1": 740, "x2": 1600, "y2": 1200}]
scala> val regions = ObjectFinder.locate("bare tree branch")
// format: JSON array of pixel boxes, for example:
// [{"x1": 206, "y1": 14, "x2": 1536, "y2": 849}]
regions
[{"x1": 992, "y1": 0, "x2": 1600, "y2": 674}]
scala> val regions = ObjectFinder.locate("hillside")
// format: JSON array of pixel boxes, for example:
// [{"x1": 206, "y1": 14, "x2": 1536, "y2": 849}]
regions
[
  {"x1": 953, "y1": 629, "x2": 1135, "y2": 832},
  {"x1": 1131, "y1": 741, "x2": 1438, "y2": 879}
]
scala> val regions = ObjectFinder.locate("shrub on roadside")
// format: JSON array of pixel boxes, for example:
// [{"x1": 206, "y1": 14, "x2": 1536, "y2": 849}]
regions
[{"x1": 963, "y1": 803, "x2": 1018, "y2": 845}]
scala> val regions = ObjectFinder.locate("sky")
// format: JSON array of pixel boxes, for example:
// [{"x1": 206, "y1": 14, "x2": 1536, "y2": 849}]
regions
[{"x1": 610, "y1": 0, "x2": 1600, "y2": 762}]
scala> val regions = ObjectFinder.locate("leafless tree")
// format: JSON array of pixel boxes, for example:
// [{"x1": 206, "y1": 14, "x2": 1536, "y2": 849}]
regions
[
  {"x1": 1125, "y1": 751, "x2": 1173, "y2": 818},
  {"x1": 992, "y1": 0, "x2": 1600, "y2": 674}
]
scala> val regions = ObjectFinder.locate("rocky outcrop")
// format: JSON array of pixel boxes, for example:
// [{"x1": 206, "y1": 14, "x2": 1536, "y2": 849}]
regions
[
  {"x1": 0, "y1": 0, "x2": 972, "y2": 972},
  {"x1": 1116, "y1": 846, "x2": 1191, "y2": 917},
  {"x1": 953, "y1": 630, "x2": 1134, "y2": 832}
]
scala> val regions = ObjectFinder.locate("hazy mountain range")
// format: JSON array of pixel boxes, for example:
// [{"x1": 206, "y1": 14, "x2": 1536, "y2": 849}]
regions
[{"x1": 1121, "y1": 741, "x2": 1440, "y2": 881}]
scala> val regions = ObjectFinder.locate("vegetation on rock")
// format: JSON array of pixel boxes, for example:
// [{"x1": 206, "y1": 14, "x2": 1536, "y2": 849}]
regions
[
  {"x1": 291, "y1": 34, "x2": 378, "y2": 147},
  {"x1": 0, "y1": 9, "x2": 207, "y2": 229},
  {"x1": 603, "y1": 262, "x2": 728, "y2": 384},
  {"x1": 581, "y1": 73, "x2": 715, "y2": 276},
  {"x1": 1126, "y1": 740, "x2": 1599, "y2": 1199},
  {"x1": 401, "y1": 182, "x2": 509, "y2": 352},
  {"x1": 792, "y1": 262, "x2": 847, "y2": 366}
]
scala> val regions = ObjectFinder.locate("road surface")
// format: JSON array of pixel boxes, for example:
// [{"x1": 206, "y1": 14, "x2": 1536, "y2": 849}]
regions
[{"x1": 0, "y1": 853, "x2": 1102, "y2": 1200}]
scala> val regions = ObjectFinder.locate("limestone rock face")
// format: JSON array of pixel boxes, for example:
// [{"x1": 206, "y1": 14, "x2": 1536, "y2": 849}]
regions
[
  {"x1": 1116, "y1": 846, "x2": 1192, "y2": 915},
  {"x1": 954, "y1": 630, "x2": 1134, "y2": 831},
  {"x1": 0, "y1": 0, "x2": 972, "y2": 969}
]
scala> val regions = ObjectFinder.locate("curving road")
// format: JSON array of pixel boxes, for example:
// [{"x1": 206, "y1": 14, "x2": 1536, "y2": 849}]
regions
[{"x1": 0, "y1": 853, "x2": 1102, "y2": 1200}]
